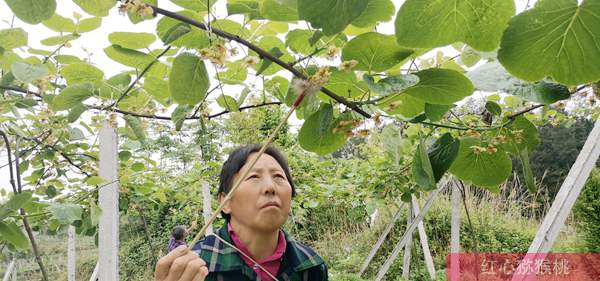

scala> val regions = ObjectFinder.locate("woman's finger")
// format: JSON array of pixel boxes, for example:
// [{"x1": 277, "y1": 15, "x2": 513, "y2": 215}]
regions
[
  {"x1": 179, "y1": 258, "x2": 207, "y2": 281},
  {"x1": 192, "y1": 265, "x2": 209, "y2": 281},
  {"x1": 155, "y1": 246, "x2": 190, "y2": 281},
  {"x1": 165, "y1": 251, "x2": 199, "y2": 281}
]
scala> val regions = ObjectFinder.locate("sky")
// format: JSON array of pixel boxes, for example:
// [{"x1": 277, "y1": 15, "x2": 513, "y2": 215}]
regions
[{"x1": 0, "y1": 0, "x2": 535, "y2": 197}]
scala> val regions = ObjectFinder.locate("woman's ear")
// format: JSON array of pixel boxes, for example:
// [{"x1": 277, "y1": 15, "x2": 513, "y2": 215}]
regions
[{"x1": 220, "y1": 193, "x2": 231, "y2": 214}]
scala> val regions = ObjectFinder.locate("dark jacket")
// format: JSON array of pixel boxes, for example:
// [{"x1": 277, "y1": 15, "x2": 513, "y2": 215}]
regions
[{"x1": 192, "y1": 225, "x2": 328, "y2": 281}]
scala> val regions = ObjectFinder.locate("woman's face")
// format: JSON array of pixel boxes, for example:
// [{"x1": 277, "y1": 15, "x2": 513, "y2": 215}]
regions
[{"x1": 222, "y1": 153, "x2": 293, "y2": 233}]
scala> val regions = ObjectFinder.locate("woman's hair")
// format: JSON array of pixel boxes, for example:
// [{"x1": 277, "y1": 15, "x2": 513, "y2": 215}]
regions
[
  {"x1": 218, "y1": 144, "x2": 296, "y2": 221},
  {"x1": 171, "y1": 226, "x2": 187, "y2": 240}
]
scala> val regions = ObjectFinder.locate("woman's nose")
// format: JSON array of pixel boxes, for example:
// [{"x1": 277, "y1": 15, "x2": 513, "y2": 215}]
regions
[{"x1": 263, "y1": 177, "x2": 276, "y2": 195}]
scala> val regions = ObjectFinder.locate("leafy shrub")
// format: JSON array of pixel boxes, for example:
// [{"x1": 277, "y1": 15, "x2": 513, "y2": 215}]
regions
[{"x1": 574, "y1": 169, "x2": 600, "y2": 252}]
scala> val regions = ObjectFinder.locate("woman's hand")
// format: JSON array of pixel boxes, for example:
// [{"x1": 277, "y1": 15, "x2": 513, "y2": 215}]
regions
[{"x1": 155, "y1": 245, "x2": 209, "y2": 281}]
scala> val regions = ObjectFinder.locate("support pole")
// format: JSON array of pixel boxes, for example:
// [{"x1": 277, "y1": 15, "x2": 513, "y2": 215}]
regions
[
  {"x1": 412, "y1": 195, "x2": 436, "y2": 279},
  {"x1": 67, "y1": 225, "x2": 76, "y2": 281},
  {"x1": 450, "y1": 181, "x2": 461, "y2": 281},
  {"x1": 402, "y1": 205, "x2": 413, "y2": 280},
  {"x1": 358, "y1": 202, "x2": 406, "y2": 276},
  {"x1": 88, "y1": 262, "x2": 99, "y2": 281},
  {"x1": 99, "y1": 121, "x2": 119, "y2": 281},
  {"x1": 2, "y1": 259, "x2": 16, "y2": 281},
  {"x1": 202, "y1": 181, "x2": 213, "y2": 235},
  {"x1": 512, "y1": 117, "x2": 600, "y2": 281},
  {"x1": 374, "y1": 179, "x2": 449, "y2": 281}
]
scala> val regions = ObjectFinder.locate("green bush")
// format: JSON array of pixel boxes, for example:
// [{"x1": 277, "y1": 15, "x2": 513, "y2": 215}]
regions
[{"x1": 574, "y1": 169, "x2": 600, "y2": 252}]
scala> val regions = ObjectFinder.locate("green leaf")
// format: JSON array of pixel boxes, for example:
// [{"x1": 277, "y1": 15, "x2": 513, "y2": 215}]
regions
[
  {"x1": 265, "y1": 77, "x2": 289, "y2": 103},
  {"x1": 216, "y1": 94, "x2": 239, "y2": 111},
  {"x1": 503, "y1": 116, "x2": 540, "y2": 155},
  {"x1": 412, "y1": 139, "x2": 436, "y2": 190},
  {"x1": 364, "y1": 74, "x2": 419, "y2": 96},
  {"x1": 377, "y1": 93, "x2": 425, "y2": 118},
  {"x1": 298, "y1": 103, "x2": 347, "y2": 155},
  {"x1": 156, "y1": 11, "x2": 210, "y2": 49},
  {"x1": 172, "y1": 105, "x2": 193, "y2": 131},
  {"x1": 5, "y1": 0, "x2": 56, "y2": 24},
  {"x1": 428, "y1": 133, "x2": 460, "y2": 181},
  {"x1": 403, "y1": 68, "x2": 474, "y2": 105},
  {"x1": 77, "y1": 17, "x2": 102, "y2": 33},
  {"x1": 260, "y1": 0, "x2": 298, "y2": 21},
  {"x1": 55, "y1": 55, "x2": 84, "y2": 64},
  {"x1": 217, "y1": 60, "x2": 247, "y2": 85},
  {"x1": 127, "y1": 0, "x2": 157, "y2": 23},
  {"x1": 72, "y1": 0, "x2": 116, "y2": 17},
  {"x1": 43, "y1": 14, "x2": 76, "y2": 33},
  {"x1": 227, "y1": 0, "x2": 261, "y2": 18},
  {"x1": 89, "y1": 200, "x2": 102, "y2": 227},
  {"x1": 351, "y1": 0, "x2": 395, "y2": 28},
  {"x1": 485, "y1": 101, "x2": 502, "y2": 116},
  {"x1": 170, "y1": 0, "x2": 214, "y2": 11},
  {"x1": 255, "y1": 47, "x2": 284, "y2": 76},
  {"x1": 0, "y1": 192, "x2": 32, "y2": 220},
  {"x1": 395, "y1": 0, "x2": 515, "y2": 51},
  {"x1": 449, "y1": 138, "x2": 512, "y2": 188},
  {"x1": 498, "y1": 0, "x2": 600, "y2": 86},
  {"x1": 61, "y1": 62, "x2": 104, "y2": 86},
  {"x1": 460, "y1": 46, "x2": 481, "y2": 67},
  {"x1": 41, "y1": 34, "x2": 80, "y2": 46},
  {"x1": 321, "y1": 68, "x2": 368, "y2": 100},
  {"x1": 67, "y1": 104, "x2": 86, "y2": 123},
  {"x1": 124, "y1": 115, "x2": 146, "y2": 142},
  {"x1": 519, "y1": 148, "x2": 537, "y2": 193},
  {"x1": 143, "y1": 77, "x2": 170, "y2": 106},
  {"x1": 108, "y1": 32, "x2": 156, "y2": 50},
  {"x1": 11, "y1": 62, "x2": 48, "y2": 84},
  {"x1": 119, "y1": 151, "x2": 132, "y2": 161},
  {"x1": 237, "y1": 87, "x2": 250, "y2": 106},
  {"x1": 0, "y1": 28, "x2": 28, "y2": 50},
  {"x1": 0, "y1": 222, "x2": 29, "y2": 250},
  {"x1": 131, "y1": 162, "x2": 145, "y2": 172},
  {"x1": 285, "y1": 29, "x2": 316, "y2": 55},
  {"x1": 52, "y1": 83, "x2": 95, "y2": 111},
  {"x1": 48, "y1": 203, "x2": 82, "y2": 224},
  {"x1": 425, "y1": 103, "x2": 453, "y2": 122},
  {"x1": 169, "y1": 53, "x2": 210, "y2": 105},
  {"x1": 85, "y1": 176, "x2": 107, "y2": 186},
  {"x1": 341, "y1": 32, "x2": 413, "y2": 72},
  {"x1": 104, "y1": 45, "x2": 154, "y2": 69},
  {"x1": 513, "y1": 81, "x2": 571, "y2": 104},
  {"x1": 298, "y1": 0, "x2": 368, "y2": 35}
]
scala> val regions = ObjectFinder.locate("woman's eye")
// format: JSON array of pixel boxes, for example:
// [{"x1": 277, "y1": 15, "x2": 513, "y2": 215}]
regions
[
  {"x1": 275, "y1": 174, "x2": 285, "y2": 179},
  {"x1": 247, "y1": 174, "x2": 259, "y2": 180}
]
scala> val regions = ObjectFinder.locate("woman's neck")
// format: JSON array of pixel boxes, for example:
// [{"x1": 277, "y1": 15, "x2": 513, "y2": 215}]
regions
[{"x1": 229, "y1": 220, "x2": 280, "y2": 261}]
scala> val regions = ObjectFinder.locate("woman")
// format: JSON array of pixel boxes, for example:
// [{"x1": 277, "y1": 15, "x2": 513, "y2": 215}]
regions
[{"x1": 154, "y1": 144, "x2": 328, "y2": 281}]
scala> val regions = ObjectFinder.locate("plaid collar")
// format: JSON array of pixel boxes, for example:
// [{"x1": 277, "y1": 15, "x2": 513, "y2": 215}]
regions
[{"x1": 192, "y1": 225, "x2": 324, "y2": 276}]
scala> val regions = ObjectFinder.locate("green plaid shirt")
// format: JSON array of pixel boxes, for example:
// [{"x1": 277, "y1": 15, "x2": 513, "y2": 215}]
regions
[{"x1": 192, "y1": 225, "x2": 328, "y2": 281}]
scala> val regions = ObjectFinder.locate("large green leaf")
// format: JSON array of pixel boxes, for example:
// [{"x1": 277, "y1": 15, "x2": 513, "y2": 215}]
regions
[
  {"x1": 77, "y1": 17, "x2": 103, "y2": 33},
  {"x1": 52, "y1": 83, "x2": 95, "y2": 111},
  {"x1": 298, "y1": 0, "x2": 368, "y2": 35},
  {"x1": 170, "y1": 0, "x2": 214, "y2": 11},
  {"x1": 449, "y1": 138, "x2": 512, "y2": 189},
  {"x1": 108, "y1": 32, "x2": 156, "y2": 50},
  {"x1": 298, "y1": 103, "x2": 347, "y2": 155},
  {"x1": 260, "y1": 0, "x2": 299, "y2": 21},
  {"x1": 143, "y1": 77, "x2": 170, "y2": 106},
  {"x1": 502, "y1": 116, "x2": 540, "y2": 154},
  {"x1": 72, "y1": 0, "x2": 116, "y2": 17},
  {"x1": 41, "y1": 34, "x2": 80, "y2": 46},
  {"x1": 0, "y1": 28, "x2": 28, "y2": 50},
  {"x1": 0, "y1": 222, "x2": 29, "y2": 250},
  {"x1": 0, "y1": 192, "x2": 32, "y2": 220},
  {"x1": 425, "y1": 103, "x2": 453, "y2": 122},
  {"x1": 364, "y1": 74, "x2": 419, "y2": 96},
  {"x1": 11, "y1": 62, "x2": 48, "y2": 84},
  {"x1": 321, "y1": 69, "x2": 367, "y2": 101},
  {"x1": 104, "y1": 45, "x2": 154, "y2": 69},
  {"x1": 513, "y1": 81, "x2": 571, "y2": 104},
  {"x1": 341, "y1": 32, "x2": 413, "y2": 72},
  {"x1": 43, "y1": 14, "x2": 76, "y2": 33},
  {"x1": 61, "y1": 62, "x2": 104, "y2": 86},
  {"x1": 217, "y1": 60, "x2": 247, "y2": 85},
  {"x1": 227, "y1": 0, "x2": 261, "y2": 18},
  {"x1": 124, "y1": 115, "x2": 146, "y2": 142},
  {"x1": 169, "y1": 53, "x2": 210, "y2": 105},
  {"x1": 351, "y1": 0, "x2": 395, "y2": 27},
  {"x1": 377, "y1": 93, "x2": 425, "y2": 118},
  {"x1": 216, "y1": 94, "x2": 239, "y2": 111},
  {"x1": 498, "y1": 0, "x2": 600, "y2": 86},
  {"x1": 172, "y1": 105, "x2": 193, "y2": 131},
  {"x1": 412, "y1": 139, "x2": 436, "y2": 190},
  {"x1": 5, "y1": 0, "x2": 56, "y2": 24},
  {"x1": 395, "y1": 0, "x2": 515, "y2": 51},
  {"x1": 48, "y1": 203, "x2": 82, "y2": 224},
  {"x1": 403, "y1": 68, "x2": 474, "y2": 105},
  {"x1": 428, "y1": 133, "x2": 460, "y2": 181},
  {"x1": 156, "y1": 11, "x2": 210, "y2": 49}
]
